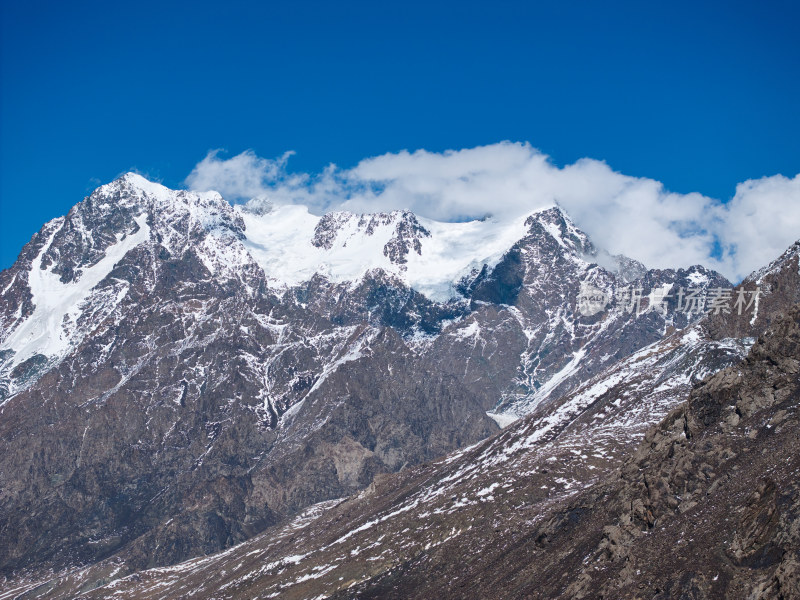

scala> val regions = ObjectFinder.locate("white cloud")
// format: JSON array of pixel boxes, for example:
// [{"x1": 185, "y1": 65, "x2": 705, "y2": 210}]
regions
[
  {"x1": 185, "y1": 150, "x2": 299, "y2": 201},
  {"x1": 185, "y1": 143, "x2": 800, "y2": 282},
  {"x1": 717, "y1": 174, "x2": 800, "y2": 279}
]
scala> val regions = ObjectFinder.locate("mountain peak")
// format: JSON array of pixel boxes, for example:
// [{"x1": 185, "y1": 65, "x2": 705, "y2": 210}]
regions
[
  {"x1": 114, "y1": 172, "x2": 173, "y2": 200},
  {"x1": 101, "y1": 173, "x2": 226, "y2": 209},
  {"x1": 524, "y1": 204, "x2": 594, "y2": 256}
]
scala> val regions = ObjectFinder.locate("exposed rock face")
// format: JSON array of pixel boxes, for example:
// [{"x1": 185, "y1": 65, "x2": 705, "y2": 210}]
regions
[
  {"x1": 0, "y1": 173, "x2": 763, "y2": 592},
  {"x1": 550, "y1": 303, "x2": 800, "y2": 599},
  {"x1": 55, "y1": 303, "x2": 798, "y2": 600},
  {"x1": 413, "y1": 301, "x2": 800, "y2": 599},
  {"x1": 312, "y1": 210, "x2": 430, "y2": 265},
  {"x1": 706, "y1": 239, "x2": 800, "y2": 340}
]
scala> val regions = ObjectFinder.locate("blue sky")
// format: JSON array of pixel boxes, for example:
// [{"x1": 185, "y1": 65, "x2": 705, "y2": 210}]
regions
[{"x1": 1, "y1": 0, "x2": 799, "y2": 271}]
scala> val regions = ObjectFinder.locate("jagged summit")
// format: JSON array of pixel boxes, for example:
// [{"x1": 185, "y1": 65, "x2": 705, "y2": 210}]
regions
[
  {"x1": 97, "y1": 172, "x2": 224, "y2": 207},
  {"x1": 26, "y1": 175, "x2": 578, "y2": 302},
  {"x1": 41, "y1": 175, "x2": 640, "y2": 304}
]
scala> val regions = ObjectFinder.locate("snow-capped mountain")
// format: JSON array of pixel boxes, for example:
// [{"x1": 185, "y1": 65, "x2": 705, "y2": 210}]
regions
[
  {"x1": 0, "y1": 173, "x2": 728, "y2": 410},
  {"x1": 3, "y1": 173, "x2": 791, "y2": 595}
]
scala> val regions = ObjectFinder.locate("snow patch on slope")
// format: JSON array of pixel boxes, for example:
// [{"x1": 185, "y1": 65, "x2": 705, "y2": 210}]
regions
[
  {"x1": 511, "y1": 348, "x2": 587, "y2": 416},
  {"x1": 486, "y1": 411, "x2": 519, "y2": 428},
  {"x1": 1, "y1": 214, "x2": 151, "y2": 368}
]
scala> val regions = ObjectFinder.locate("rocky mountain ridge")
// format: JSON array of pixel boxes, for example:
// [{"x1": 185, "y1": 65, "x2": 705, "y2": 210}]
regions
[
  {"x1": 41, "y1": 296, "x2": 798, "y2": 600},
  {"x1": 1, "y1": 173, "x2": 788, "y2": 596}
]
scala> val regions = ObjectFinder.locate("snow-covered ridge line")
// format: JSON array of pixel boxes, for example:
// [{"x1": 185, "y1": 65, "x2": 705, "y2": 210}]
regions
[
  {"x1": 114, "y1": 172, "x2": 555, "y2": 301},
  {"x1": 238, "y1": 200, "x2": 538, "y2": 301}
]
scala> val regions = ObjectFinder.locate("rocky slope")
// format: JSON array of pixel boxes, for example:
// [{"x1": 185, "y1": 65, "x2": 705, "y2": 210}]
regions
[
  {"x1": 0, "y1": 173, "x2": 758, "y2": 592},
  {"x1": 45, "y1": 301, "x2": 798, "y2": 600}
]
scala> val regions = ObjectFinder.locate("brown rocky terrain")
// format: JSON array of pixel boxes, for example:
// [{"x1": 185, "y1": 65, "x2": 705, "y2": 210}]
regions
[
  {"x1": 1, "y1": 174, "x2": 792, "y2": 597},
  {"x1": 37, "y1": 302, "x2": 796, "y2": 600}
]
